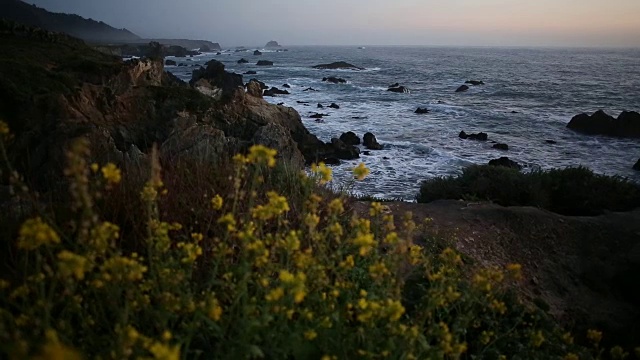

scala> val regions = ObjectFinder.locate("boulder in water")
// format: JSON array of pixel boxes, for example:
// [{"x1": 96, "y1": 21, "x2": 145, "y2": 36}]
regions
[
  {"x1": 323, "y1": 76, "x2": 346, "y2": 84},
  {"x1": 265, "y1": 40, "x2": 282, "y2": 48},
  {"x1": 415, "y1": 107, "x2": 429, "y2": 114},
  {"x1": 567, "y1": 110, "x2": 640, "y2": 138},
  {"x1": 317, "y1": 103, "x2": 323, "y2": 108},
  {"x1": 330, "y1": 138, "x2": 360, "y2": 159},
  {"x1": 493, "y1": 143, "x2": 509, "y2": 151},
  {"x1": 282, "y1": 83, "x2": 291, "y2": 88},
  {"x1": 488, "y1": 157, "x2": 521, "y2": 170},
  {"x1": 312, "y1": 61, "x2": 364, "y2": 70},
  {"x1": 165, "y1": 59, "x2": 177, "y2": 66},
  {"x1": 465, "y1": 80, "x2": 485, "y2": 86},
  {"x1": 456, "y1": 85, "x2": 469, "y2": 92},
  {"x1": 253, "y1": 50, "x2": 262, "y2": 56},
  {"x1": 263, "y1": 87, "x2": 290, "y2": 97},
  {"x1": 363, "y1": 132, "x2": 383, "y2": 150},
  {"x1": 237, "y1": 58, "x2": 249, "y2": 64},
  {"x1": 303, "y1": 87, "x2": 318, "y2": 92},
  {"x1": 310, "y1": 113, "x2": 329, "y2": 119},
  {"x1": 329, "y1": 103, "x2": 340, "y2": 109},
  {"x1": 257, "y1": 60, "x2": 274, "y2": 66},
  {"x1": 634, "y1": 159, "x2": 640, "y2": 171},
  {"x1": 244, "y1": 70, "x2": 257, "y2": 75},
  {"x1": 388, "y1": 84, "x2": 409, "y2": 93},
  {"x1": 459, "y1": 131, "x2": 488, "y2": 141},
  {"x1": 339, "y1": 131, "x2": 361, "y2": 146}
]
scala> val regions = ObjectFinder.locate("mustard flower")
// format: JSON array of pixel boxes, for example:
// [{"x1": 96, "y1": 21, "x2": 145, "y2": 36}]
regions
[
  {"x1": 38, "y1": 330, "x2": 82, "y2": 360},
  {"x1": 247, "y1": 144, "x2": 277, "y2": 167},
  {"x1": 352, "y1": 162, "x2": 370, "y2": 180},
  {"x1": 208, "y1": 299, "x2": 223, "y2": 321},
  {"x1": 304, "y1": 330, "x2": 318, "y2": 340},
  {"x1": 101, "y1": 163, "x2": 122, "y2": 185},
  {"x1": 100, "y1": 256, "x2": 147, "y2": 282},
  {"x1": 311, "y1": 162, "x2": 332, "y2": 184},
  {"x1": 530, "y1": 330, "x2": 545, "y2": 348},
  {"x1": 0, "y1": 120, "x2": 9, "y2": 136},
  {"x1": 265, "y1": 287, "x2": 285, "y2": 302},
  {"x1": 587, "y1": 329, "x2": 602, "y2": 344},
  {"x1": 564, "y1": 353, "x2": 579, "y2": 360},
  {"x1": 149, "y1": 342, "x2": 180, "y2": 360},
  {"x1": 211, "y1": 194, "x2": 224, "y2": 210},
  {"x1": 369, "y1": 201, "x2": 384, "y2": 216},
  {"x1": 57, "y1": 250, "x2": 89, "y2": 280},
  {"x1": 17, "y1": 217, "x2": 61, "y2": 250}
]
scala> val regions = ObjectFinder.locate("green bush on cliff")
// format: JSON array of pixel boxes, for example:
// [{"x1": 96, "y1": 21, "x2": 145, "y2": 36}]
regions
[{"x1": 417, "y1": 165, "x2": 640, "y2": 216}]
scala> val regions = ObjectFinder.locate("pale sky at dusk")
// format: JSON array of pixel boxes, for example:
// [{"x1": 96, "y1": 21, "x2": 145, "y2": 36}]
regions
[{"x1": 25, "y1": 0, "x2": 640, "y2": 47}]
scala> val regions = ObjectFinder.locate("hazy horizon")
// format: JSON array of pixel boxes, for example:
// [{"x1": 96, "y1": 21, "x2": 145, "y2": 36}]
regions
[{"x1": 24, "y1": 0, "x2": 640, "y2": 48}]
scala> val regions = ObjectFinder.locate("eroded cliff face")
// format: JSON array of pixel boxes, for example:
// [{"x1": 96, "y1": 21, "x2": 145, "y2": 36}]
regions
[{"x1": 0, "y1": 23, "x2": 316, "y2": 189}]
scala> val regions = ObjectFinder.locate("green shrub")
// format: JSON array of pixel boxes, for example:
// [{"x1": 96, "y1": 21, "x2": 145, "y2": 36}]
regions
[{"x1": 417, "y1": 165, "x2": 640, "y2": 216}]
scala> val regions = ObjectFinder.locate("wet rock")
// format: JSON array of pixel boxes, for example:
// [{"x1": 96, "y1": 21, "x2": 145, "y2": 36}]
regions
[
  {"x1": 415, "y1": 107, "x2": 429, "y2": 114},
  {"x1": 237, "y1": 58, "x2": 249, "y2": 64},
  {"x1": 339, "y1": 131, "x2": 361, "y2": 146},
  {"x1": 323, "y1": 157, "x2": 341, "y2": 165},
  {"x1": 329, "y1": 103, "x2": 340, "y2": 109},
  {"x1": 265, "y1": 40, "x2": 282, "y2": 48},
  {"x1": 465, "y1": 80, "x2": 485, "y2": 85},
  {"x1": 165, "y1": 59, "x2": 177, "y2": 66},
  {"x1": 253, "y1": 50, "x2": 262, "y2": 56},
  {"x1": 282, "y1": 83, "x2": 291, "y2": 88},
  {"x1": 363, "y1": 132, "x2": 383, "y2": 150},
  {"x1": 545, "y1": 140, "x2": 557, "y2": 144},
  {"x1": 256, "y1": 60, "x2": 274, "y2": 66},
  {"x1": 216, "y1": 52, "x2": 222, "y2": 55},
  {"x1": 388, "y1": 84, "x2": 409, "y2": 93},
  {"x1": 493, "y1": 143, "x2": 509, "y2": 151},
  {"x1": 312, "y1": 61, "x2": 364, "y2": 70},
  {"x1": 310, "y1": 113, "x2": 329, "y2": 119},
  {"x1": 459, "y1": 131, "x2": 488, "y2": 141},
  {"x1": 634, "y1": 159, "x2": 640, "y2": 171},
  {"x1": 244, "y1": 70, "x2": 257, "y2": 75},
  {"x1": 297, "y1": 101, "x2": 309, "y2": 104},
  {"x1": 330, "y1": 138, "x2": 361, "y2": 159},
  {"x1": 323, "y1": 76, "x2": 346, "y2": 84},
  {"x1": 488, "y1": 157, "x2": 522, "y2": 170},
  {"x1": 567, "y1": 110, "x2": 640, "y2": 138},
  {"x1": 263, "y1": 87, "x2": 290, "y2": 97},
  {"x1": 363, "y1": 151, "x2": 371, "y2": 156},
  {"x1": 303, "y1": 87, "x2": 318, "y2": 92},
  {"x1": 456, "y1": 85, "x2": 469, "y2": 92},
  {"x1": 317, "y1": 103, "x2": 323, "y2": 108}
]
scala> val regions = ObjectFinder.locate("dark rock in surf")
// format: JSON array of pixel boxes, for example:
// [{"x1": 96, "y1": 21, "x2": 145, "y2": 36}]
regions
[
  {"x1": 165, "y1": 59, "x2": 177, "y2": 66},
  {"x1": 459, "y1": 131, "x2": 488, "y2": 141},
  {"x1": 253, "y1": 50, "x2": 262, "y2": 56},
  {"x1": 339, "y1": 131, "x2": 361, "y2": 146},
  {"x1": 282, "y1": 83, "x2": 291, "y2": 88},
  {"x1": 237, "y1": 58, "x2": 249, "y2": 64},
  {"x1": 323, "y1": 76, "x2": 346, "y2": 84},
  {"x1": 488, "y1": 157, "x2": 522, "y2": 170},
  {"x1": 329, "y1": 103, "x2": 340, "y2": 109},
  {"x1": 265, "y1": 41, "x2": 282, "y2": 48},
  {"x1": 257, "y1": 60, "x2": 274, "y2": 66},
  {"x1": 317, "y1": 103, "x2": 323, "y2": 108},
  {"x1": 493, "y1": 143, "x2": 509, "y2": 151},
  {"x1": 415, "y1": 107, "x2": 429, "y2": 114},
  {"x1": 190, "y1": 60, "x2": 243, "y2": 98},
  {"x1": 545, "y1": 140, "x2": 557, "y2": 144},
  {"x1": 244, "y1": 70, "x2": 257, "y2": 75},
  {"x1": 634, "y1": 159, "x2": 640, "y2": 171},
  {"x1": 567, "y1": 110, "x2": 640, "y2": 138},
  {"x1": 363, "y1": 132, "x2": 383, "y2": 150},
  {"x1": 263, "y1": 87, "x2": 290, "y2": 97},
  {"x1": 465, "y1": 80, "x2": 485, "y2": 86},
  {"x1": 388, "y1": 85, "x2": 409, "y2": 93},
  {"x1": 313, "y1": 61, "x2": 364, "y2": 70},
  {"x1": 456, "y1": 85, "x2": 469, "y2": 92},
  {"x1": 303, "y1": 87, "x2": 317, "y2": 92},
  {"x1": 310, "y1": 113, "x2": 329, "y2": 119},
  {"x1": 330, "y1": 138, "x2": 360, "y2": 159}
]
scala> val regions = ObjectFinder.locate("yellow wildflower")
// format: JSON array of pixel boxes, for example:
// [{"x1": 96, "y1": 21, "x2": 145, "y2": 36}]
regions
[
  {"x1": 587, "y1": 329, "x2": 602, "y2": 344},
  {"x1": 90, "y1": 163, "x2": 99, "y2": 173},
  {"x1": 490, "y1": 300, "x2": 507, "y2": 315},
  {"x1": 610, "y1": 346, "x2": 627, "y2": 360},
  {"x1": 37, "y1": 329, "x2": 82, "y2": 360},
  {"x1": 506, "y1": 263, "x2": 523, "y2": 280},
  {"x1": 149, "y1": 342, "x2": 180, "y2": 360},
  {"x1": 57, "y1": 250, "x2": 89, "y2": 280},
  {"x1": 279, "y1": 270, "x2": 295, "y2": 283},
  {"x1": 247, "y1": 144, "x2": 277, "y2": 167},
  {"x1": 101, "y1": 256, "x2": 147, "y2": 282},
  {"x1": 353, "y1": 233, "x2": 376, "y2": 256},
  {"x1": 563, "y1": 353, "x2": 579, "y2": 360},
  {"x1": 369, "y1": 201, "x2": 384, "y2": 216},
  {"x1": 208, "y1": 300, "x2": 223, "y2": 321},
  {"x1": 353, "y1": 162, "x2": 370, "y2": 180},
  {"x1": 101, "y1": 163, "x2": 122, "y2": 185},
  {"x1": 0, "y1": 120, "x2": 9, "y2": 136},
  {"x1": 530, "y1": 330, "x2": 545, "y2": 348},
  {"x1": 311, "y1": 162, "x2": 332, "y2": 184},
  {"x1": 340, "y1": 255, "x2": 355, "y2": 269},
  {"x1": 17, "y1": 217, "x2": 61, "y2": 250},
  {"x1": 328, "y1": 198, "x2": 344, "y2": 214},
  {"x1": 409, "y1": 245, "x2": 423, "y2": 265},
  {"x1": 265, "y1": 287, "x2": 285, "y2": 302},
  {"x1": 211, "y1": 194, "x2": 224, "y2": 210},
  {"x1": 304, "y1": 330, "x2": 318, "y2": 340},
  {"x1": 251, "y1": 191, "x2": 290, "y2": 220}
]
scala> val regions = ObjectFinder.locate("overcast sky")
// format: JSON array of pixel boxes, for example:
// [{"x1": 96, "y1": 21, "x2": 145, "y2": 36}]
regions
[{"x1": 25, "y1": 0, "x2": 640, "y2": 47}]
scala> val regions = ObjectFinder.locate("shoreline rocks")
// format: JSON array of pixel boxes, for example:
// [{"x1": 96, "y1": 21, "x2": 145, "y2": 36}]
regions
[
  {"x1": 323, "y1": 76, "x2": 346, "y2": 84},
  {"x1": 256, "y1": 60, "x2": 274, "y2": 66},
  {"x1": 455, "y1": 85, "x2": 469, "y2": 93},
  {"x1": 488, "y1": 157, "x2": 521, "y2": 170},
  {"x1": 363, "y1": 132, "x2": 383, "y2": 150},
  {"x1": 340, "y1": 131, "x2": 361, "y2": 145},
  {"x1": 415, "y1": 107, "x2": 429, "y2": 114},
  {"x1": 567, "y1": 110, "x2": 640, "y2": 138},
  {"x1": 459, "y1": 131, "x2": 488, "y2": 141},
  {"x1": 465, "y1": 80, "x2": 485, "y2": 86},
  {"x1": 312, "y1": 61, "x2": 364, "y2": 70},
  {"x1": 634, "y1": 159, "x2": 640, "y2": 171},
  {"x1": 237, "y1": 58, "x2": 249, "y2": 64},
  {"x1": 493, "y1": 143, "x2": 509, "y2": 151},
  {"x1": 388, "y1": 83, "x2": 409, "y2": 93}
]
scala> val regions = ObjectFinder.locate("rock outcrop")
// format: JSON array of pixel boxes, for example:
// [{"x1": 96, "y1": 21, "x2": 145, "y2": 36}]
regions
[
  {"x1": 256, "y1": 60, "x2": 274, "y2": 66},
  {"x1": 465, "y1": 80, "x2": 484, "y2": 86},
  {"x1": 567, "y1": 110, "x2": 640, "y2": 138},
  {"x1": 488, "y1": 157, "x2": 521, "y2": 169},
  {"x1": 493, "y1": 143, "x2": 509, "y2": 151},
  {"x1": 415, "y1": 107, "x2": 429, "y2": 114},
  {"x1": 339, "y1": 131, "x2": 361, "y2": 146},
  {"x1": 363, "y1": 132, "x2": 383, "y2": 150},
  {"x1": 0, "y1": 23, "x2": 333, "y2": 187},
  {"x1": 237, "y1": 58, "x2": 249, "y2": 64},
  {"x1": 253, "y1": 50, "x2": 262, "y2": 56},
  {"x1": 322, "y1": 77, "x2": 346, "y2": 84},
  {"x1": 388, "y1": 84, "x2": 409, "y2": 93},
  {"x1": 634, "y1": 159, "x2": 640, "y2": 171},
  {"x1": 456, "y1": 85, "x2": 469, "y2": 93},
  {"x1": 312, "y1": 61, "x2": 364, "y2": 70},
  {"x1": 459, "y1": 131, "x2": 488, "y2": 141},
  {"x1": 265, "y1": 40, "x2": 281, "y2": 48},
  {"x1": 165, "y1": 59, "x2": 177, "y2": 66}
]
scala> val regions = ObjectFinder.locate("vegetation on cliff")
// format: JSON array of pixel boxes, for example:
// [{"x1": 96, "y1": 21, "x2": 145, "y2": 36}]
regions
[{"x1": 417, "y1": 165, "x2": 640, "y2": 216}]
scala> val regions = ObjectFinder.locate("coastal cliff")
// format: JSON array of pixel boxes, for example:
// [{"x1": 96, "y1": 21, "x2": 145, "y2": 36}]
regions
[{"x1": 0, "y1": 21, "x2": 320, "y2": 189}]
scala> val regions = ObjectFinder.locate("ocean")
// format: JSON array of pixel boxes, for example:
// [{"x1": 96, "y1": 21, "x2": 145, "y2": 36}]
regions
[{"x1": 165, "y1": 46, "x2": 640, "y2": 200}]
